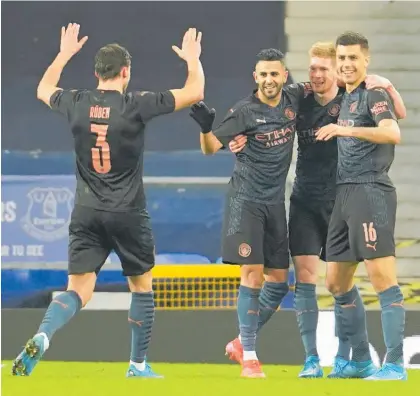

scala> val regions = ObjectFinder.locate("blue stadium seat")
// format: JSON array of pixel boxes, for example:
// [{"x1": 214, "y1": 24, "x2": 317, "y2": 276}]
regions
[{"x1": 155, "y1": 253, "x2": 211, "y2": 264}]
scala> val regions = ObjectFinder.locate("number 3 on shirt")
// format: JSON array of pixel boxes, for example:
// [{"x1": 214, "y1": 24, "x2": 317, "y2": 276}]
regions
[{"x1": 91, "y1": 124, "x2": 111, "y2": 174}]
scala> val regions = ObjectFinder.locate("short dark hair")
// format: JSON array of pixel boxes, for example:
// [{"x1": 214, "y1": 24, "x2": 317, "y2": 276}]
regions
[
  {"x1": 335, "y1": 31, "x2": 369, "y2": 51},
  {"x1": 94, "y1": 44, "x2": 132, "y2": 80},
  {"x1": 256, "y1": 48, "x2": 285, "y2": 65}
]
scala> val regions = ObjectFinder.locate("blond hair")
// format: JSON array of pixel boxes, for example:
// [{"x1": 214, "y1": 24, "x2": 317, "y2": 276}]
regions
[{"x1": 308, "y1": 42, "x2": 336, "y2": 59}]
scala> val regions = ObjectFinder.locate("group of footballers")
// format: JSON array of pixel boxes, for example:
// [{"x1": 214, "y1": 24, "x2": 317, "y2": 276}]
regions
[{"x1": 12, "y1": 23, "x2": 407, "y2": 382}]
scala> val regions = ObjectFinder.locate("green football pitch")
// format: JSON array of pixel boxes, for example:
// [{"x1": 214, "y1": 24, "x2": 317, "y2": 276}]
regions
[{"x1": 2, "y1": 362, "x2": 418, "y2": 396}]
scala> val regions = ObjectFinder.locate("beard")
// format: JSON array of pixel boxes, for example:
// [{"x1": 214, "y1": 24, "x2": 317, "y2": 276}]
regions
[{"x1": 260, "y1": 83, "x2": 283, "y2": 100}]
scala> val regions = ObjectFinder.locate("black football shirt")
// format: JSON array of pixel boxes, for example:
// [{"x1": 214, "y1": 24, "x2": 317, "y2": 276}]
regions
[
  {"x1": 292, "y1": 88, "x2": 345, "y2": 202},
  {"x1": 336, "y1": 82, "x2": 397, "y2": 187},
  {"x1": 50, "y1": 89, "x2": 175, "y2": 211},
  {"x1": 213, "y1": 84, "x2": 310, "y2": 204}
]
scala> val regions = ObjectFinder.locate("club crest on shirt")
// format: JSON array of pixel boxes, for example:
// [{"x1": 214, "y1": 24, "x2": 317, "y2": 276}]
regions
[
  {"x1": 21, "y1": 187, "x2": 74, "y2": 242},
  {"x1": 238, "y1": 243, "x2": 252, "y2": 258},
  {"x1": 328, "y1": 104, "x2": 341, "y2": 117},
  {"x1": 285, "y1": 107, "x2": 296, "y2": 120}
]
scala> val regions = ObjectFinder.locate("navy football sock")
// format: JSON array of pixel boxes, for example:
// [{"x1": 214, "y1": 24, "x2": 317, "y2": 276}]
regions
[
  {"x1": 129, "y1": 292, "x2": 155, "y2": 364},
  {"x1": 334, "y1": 302, "x2": 352, "y2": 360},
  {"x1": 237, "y1": 285, "x2": 261, "y2": 352},
  {"x1": 334, "y1": 286, "x2": 371, "y2": 362},
  {"x1": 38, "y1": 290, "x2": 82, "y2": 341},
  {"x1": 379, "y1": 286, "x2": 405, "y2": 365},
  {"x1": 257, "y1": 282, "x2": 289, "y2": 332},
  {"x1": 294, "y1": 283, "x2": 318, "y2": 358}
]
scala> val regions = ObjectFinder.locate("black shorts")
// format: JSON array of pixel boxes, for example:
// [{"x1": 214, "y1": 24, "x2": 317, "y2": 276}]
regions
[
  {"x1": 326, "y1": 184, "x2": 397, "y2": 262},
  {"x1": 221, "y1": 196, "x2": 289, "y2": 269},
  {"x1": 68, "y1": 205, "x2": 155, "y2": 276},
  {"x1": 289, "y1": 197, "x2": 335, "y2": 261}
]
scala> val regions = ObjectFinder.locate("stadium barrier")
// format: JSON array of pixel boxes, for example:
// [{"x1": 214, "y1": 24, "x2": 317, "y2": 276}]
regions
[
  {"x1": 2, "y1": 309, "x2": 420, "y2": 368},
  {"x1": 1, "y1": 265, "x2": 295, "y2": 310},
  {"x1": 4, "y1": 263, "x2": 420, "y2": 310}
]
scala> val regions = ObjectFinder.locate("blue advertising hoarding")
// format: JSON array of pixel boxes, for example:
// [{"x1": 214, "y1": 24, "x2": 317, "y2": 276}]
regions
[
  {"x1": 1, "y1": 175, "x2": 227, "y2": 265},
  {"x1": 2, "y1": 176, "x2": 76, "y2": 264}
]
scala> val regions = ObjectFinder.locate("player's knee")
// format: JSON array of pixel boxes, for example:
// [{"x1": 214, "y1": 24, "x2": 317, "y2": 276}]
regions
[
  {"x1": 66, "y1": 288, "x2": 92, "y2": 308},
  {"x1": 128, "y1": 271, "x2": 153, "y2": 293},
  {"x1": 295, "y1": 265, "x2": 318, "y2": 284},
  {"x1": 264, "y1": 268, "x2": 289, "y2": 283},
  {"x1": 325, "y1": 279, "x2": 340, "y2": 296},
  {"x1": 297, "y1": 271, "x2": 317, "y2": 284},
  {"x1": 240, "y1": 265, "x2": 264, "y2": 288},
  {"x1": 293, "y1": 255, "x2": 319, "y2": 284},
  {"x1": 80, "y1": 293, "x2": 93, "y2": 308},
  {"x1": 325, "y1": 261, "x2": 357, "y2": 295},
  {"x1": 67, "y1": 273, "x2": 96, "y2": 307},
  {"x1": 325, "y1": 276, "x2": 352, "y2": 296}
]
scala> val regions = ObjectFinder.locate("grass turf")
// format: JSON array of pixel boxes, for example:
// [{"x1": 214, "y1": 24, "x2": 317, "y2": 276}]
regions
[{"x1": 2, "y1": 362, "x2": 418, "y2": 396}]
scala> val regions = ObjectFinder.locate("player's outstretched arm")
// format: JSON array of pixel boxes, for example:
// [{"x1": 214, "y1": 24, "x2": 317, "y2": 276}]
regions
[
  {"x1": 170, "y1": 28, "x2": 205, "y2": 111},
  {"x1": 190, "y1": 102, "x2": 248, "y2": 155},
  {"x1": 37, "y1": 23, "x2": 88, "y2": 107},
  {"x1": 200, "y1": 132, "x2": 224, "y2": 155},
  {"x1": 365, "y1": 75, "x2": 407, "y2": 119},
  {"x1": 190, "y1": 102, "x2": 222, "y2": 155}
]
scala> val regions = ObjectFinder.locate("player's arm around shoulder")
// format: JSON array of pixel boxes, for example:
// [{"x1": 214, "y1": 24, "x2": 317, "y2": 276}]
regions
[
  {"x1": 284, "y1": 82, "x2": 313, "y2": 99},
  {"x1": 365, "y1": 74, "x2": 407, "y2": 119},
  {"x1": 283, "y1": 82, "x2": 312, "y2": 116},
  {"x1": 169, "y1": 28, "x2": 204, "y2": 111}
]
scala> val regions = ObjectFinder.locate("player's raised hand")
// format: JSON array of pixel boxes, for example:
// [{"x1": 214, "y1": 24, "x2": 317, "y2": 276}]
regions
[
  {"x1": 229, "y1": 135, "x2": 248, "y2": 153},
  {"x1": 189, "y1": 101, "x2": 215, "y2": 133},
  {"x1": 365, "y1": 75, "x2": 392, "y2": 90},
  {"x1": 172, "y1": 28, "x2": 202, "y2": 62},
  {"x1": 60, "y1": 23, "x2": 88, "y2": 58}
]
